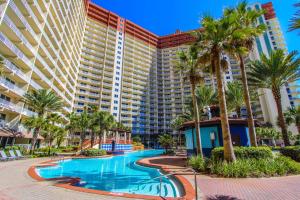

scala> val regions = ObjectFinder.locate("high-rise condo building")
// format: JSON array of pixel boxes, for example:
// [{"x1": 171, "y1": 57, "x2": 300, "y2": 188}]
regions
[{"x1": 0, "y1": 0, "x2": 297, "y2": 146}]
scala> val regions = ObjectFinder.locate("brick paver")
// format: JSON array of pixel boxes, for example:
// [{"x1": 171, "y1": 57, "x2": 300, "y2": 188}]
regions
[
  {"x1": 0, "y1": 158, "x2": 140, "y2": 200},
  {"x1": 197, "y1": 175, "x2": 300, "y2": 200},
  {"x1": 139, "y1": 155, "x2": 300, "y2": 200}
]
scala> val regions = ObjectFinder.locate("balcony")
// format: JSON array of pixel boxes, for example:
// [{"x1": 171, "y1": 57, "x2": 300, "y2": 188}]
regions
[
  {"x1": 0, "y1": 77, "x2": 25, "y2": 96},
  {"x1": 3, "y1": 59, "x2": 30, "y2": 82}
]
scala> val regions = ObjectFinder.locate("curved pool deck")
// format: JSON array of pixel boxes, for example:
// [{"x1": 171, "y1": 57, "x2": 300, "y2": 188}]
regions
[{"x1": 27, "y1": 150, "x2": 195, "y2": 200}]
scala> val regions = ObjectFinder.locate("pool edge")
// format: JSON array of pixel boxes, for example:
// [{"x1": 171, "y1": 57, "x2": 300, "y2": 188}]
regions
[{"x1": 28, "y1": 156, "x2": 195, "y2": 200}]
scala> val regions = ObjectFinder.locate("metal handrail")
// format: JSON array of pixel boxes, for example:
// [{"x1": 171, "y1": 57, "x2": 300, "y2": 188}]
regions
[{"x1": 131, "y1": 167, "x2": 198, "y2": 199}]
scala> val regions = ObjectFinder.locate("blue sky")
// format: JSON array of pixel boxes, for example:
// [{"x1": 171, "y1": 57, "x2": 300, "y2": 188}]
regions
[{"x1": 93, "y1": 0, "x2": 299, "y2": 52}]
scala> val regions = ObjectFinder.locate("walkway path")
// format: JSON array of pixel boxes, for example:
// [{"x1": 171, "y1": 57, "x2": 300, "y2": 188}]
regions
[
  {"x1": 0, "y1": 158, "x2": 140, "y2": 200},
  {"x1": 140, "y1": 155, "x2": 300, "y2": 200},
  {"x1": 197, "y1": 174, "x2": 300, "y2": 200}
]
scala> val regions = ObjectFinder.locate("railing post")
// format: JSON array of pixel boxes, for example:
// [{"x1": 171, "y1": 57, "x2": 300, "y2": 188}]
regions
[
  {"x1": 194, "y1": 170, "x2": 198, "y2": 200},
  {"x1": 159, "y1": 176, "x2": 162, "y2": 196}
]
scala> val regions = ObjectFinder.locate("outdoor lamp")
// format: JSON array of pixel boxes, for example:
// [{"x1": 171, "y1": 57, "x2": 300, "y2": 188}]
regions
[{"x1": 210, "y1": 132, "x2": 215, "y2": 148}]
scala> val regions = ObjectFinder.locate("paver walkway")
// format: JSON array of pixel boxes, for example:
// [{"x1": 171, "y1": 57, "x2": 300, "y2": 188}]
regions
[
  {"x1": 198, "y1": 174, "x2": 300, "y2": 200},
  {"x1": 0, "y1": 158, "x2": 140, "y2": 200},
  {"x1": 140, "y1": 155, "x2": 300, "y2": 200}
]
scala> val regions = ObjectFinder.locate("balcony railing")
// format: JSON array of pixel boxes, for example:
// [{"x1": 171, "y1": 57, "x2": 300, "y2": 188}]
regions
[{"x1": 0, "y1": 77, "x2": 25, "y2": 96}]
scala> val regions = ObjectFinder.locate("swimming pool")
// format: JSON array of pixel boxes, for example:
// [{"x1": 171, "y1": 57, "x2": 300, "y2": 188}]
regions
[{"x1": 36, "y1": 150, "x2": 183, "y2": 197}]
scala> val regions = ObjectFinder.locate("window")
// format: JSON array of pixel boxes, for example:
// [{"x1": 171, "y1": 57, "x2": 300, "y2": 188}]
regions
[
  {"x1": 114, "y1": 94, "x2": 118, "y2": 98},
  {"x1": 115, "y1": 83, "x2": 119, "y2": 86},
  {"x1": 117, "y1": 66, "x2": 120, "y2": 69},
  {"x1": 116, "y1": 72, "x2": 120, "y2": 75},
  {"x1": 113, "y1": 113, "x2": 117, "y2": 116},
  {"x1": 114, "y1": 107, "x2": 118, "y2": 110},
  {"x1": 79, "y1": 96, "x2": 85, "y2": 99},
  {"x1": 117, "y1": 61, "x2": 120, "y2": 64},
  {"x1": 116, "y1": 77, "x2": 119, "y2": 80},
  {"x1": 115, "y1": 88, "x2": 119, "y2": 92},
  {"x1": 78, "y1": 102, "x2": 84, "y2": 105},
  {"x1": 114, "y1": 100, "x2": 118, "y2": 104}
]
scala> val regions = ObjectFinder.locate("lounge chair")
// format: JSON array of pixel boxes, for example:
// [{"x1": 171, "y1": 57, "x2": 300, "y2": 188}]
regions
[
  {"x1": 0, "y1": 150, "x2": 14, "y2": 161},
  {"x1": 15, "y1": 150, "x2": 25, "y2": 159},
  {"x1": 9, "y1": 150, "x2": 19, "y2": 159}
]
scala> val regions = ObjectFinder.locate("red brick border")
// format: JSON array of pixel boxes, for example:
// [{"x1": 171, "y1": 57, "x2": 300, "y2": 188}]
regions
[{"x1": 28, "y1": 157, "x2": 195, "y2": 200}]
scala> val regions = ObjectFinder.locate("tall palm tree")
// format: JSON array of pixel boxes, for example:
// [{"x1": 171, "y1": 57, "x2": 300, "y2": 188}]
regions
[
  {"x1": 94, "y1": 111, "x2": 115, "y2": 149},
  {"x1": 224, "y1": 1, "x2": 266, "y2": 146},
  {"x1": 77, "y1": 109, "x2": 90, "y2": 151},
  {"x1": 248, "y1": 50, "x2": 300, "y2": 146},
  {"x1": 45, "y1": 113, "x2": 63, "y2": 155},
  {"x1": 170, "y1": 116, "x2": 185, "y2": 146},
  {"x1": 195, "y1": 15, "x2": 236, "y2": 161},
  {"x1": 23, "y1": 116, "x2": 47, "y2": 150},
  {"x1": 66, "y1": 112, "x2": 78, "y2": 145},
  {"x1": 289, "y1": 3, "x2": 300, "y2": 33},
  {"x1": 174, "y1": 45, "x2": 204, "y2": 157},
  {"x1": 226, "y1": 81, "x2": 245, "y2": 118},
  {"x1": 22, "y1": 89, "x2": 63, "y2": 152},
  {"x1": 88, "y1": 105, "x2": 99, "y2": 147}
]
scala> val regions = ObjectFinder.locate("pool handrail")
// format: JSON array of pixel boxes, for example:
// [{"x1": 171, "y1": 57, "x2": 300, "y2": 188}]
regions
[{"x1": 132, "y1": 167, "x2": 198, "y2": 198}]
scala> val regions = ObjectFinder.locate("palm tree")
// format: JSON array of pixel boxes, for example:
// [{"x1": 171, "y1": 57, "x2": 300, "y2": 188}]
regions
[
  {"x1": 226, "y1": 81, "x2": 245, "y2": 118},
  {"x1": 45, "y1": 113, "x2": 63, "y2": 155},
  {"x1": 195, "y1": 15, "x2": 236, "y2": 161},
  {"x1": 284, "y1": 106, "x2": 300, "y2": 132},
  {"x1": 88, "y1": 105, "x2": 100, "y2": 148},
  {"x1": 94, "y1": 111, "x2": 115, "y2": 149},
  {"x1": 174, "y1": 45, "x2": 204, "y2": 157},
  {"x1": 66, "y1": 112, "x2": 78, "y2": 145},
  {"x1": 170, "y1": 116, "x2": 185, "y2": 146},
  {"x1": 158, "y1": 134, "x2": 175, "y2": 152},
  {"x1": 182, "y1": 85, "x2": 218, "y2": 121},
  {"x1": 289, "y1": 3, "x2": 300, "y2": 33},
  {"x1": 77, "y1": 109, "x2": 90, "y2": 151},
  {"x1": 248, "y1": 50, "x2": 300, "y2": 146},
  {"x1": 22, "y1": 89, "x2": 63, "y2": 152},
  {"x1": 224, "y1": 1, "x2": 266, "y2": 147},
  {"x1": 23, "y1": 116, "x2": 47, "y2": 151}
]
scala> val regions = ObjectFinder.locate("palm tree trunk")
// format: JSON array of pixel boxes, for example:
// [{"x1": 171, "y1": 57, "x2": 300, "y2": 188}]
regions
[
  {"x1": 236, "y1": 106, "x2": 241, "y2": 118},
  {"x1": 91, "y1": 131, "x2": 95, "y2": 148},
  {"x1": 30, "y1": 127, "x2": 40, "y2": 154},
  {"x1": 214, "y1": 52, "x2": 236, "y2": 162},
  {"x1": 98, "y1": 130, "x2": 103, "y2": 149},
  {"x1": 272, "y1": 87, "x2": 290, "y2": 146},
  {"x1": 191, "y1": 83, "x2": 203, "y2": 157},
  {"x1": 239, "y1": 54, "x2": 257, "y2": 147}
]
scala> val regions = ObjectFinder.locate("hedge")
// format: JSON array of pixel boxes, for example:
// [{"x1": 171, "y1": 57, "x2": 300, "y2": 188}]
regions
[
  {"x1": 280, "y1": 146, "x2": 300, "y2": 162},
  {"x1": 81, "y1": 149, "x2": 107, "y2": 156},
  {"x1": 211, "y1": 146, "x2": 273, "y2": 161},
  {"x1": 188, "y1": 155, "x2": 300, "y2": 177}
]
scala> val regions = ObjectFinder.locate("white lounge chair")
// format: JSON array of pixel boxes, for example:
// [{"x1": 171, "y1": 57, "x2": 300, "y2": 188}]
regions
[
  {"x1": 9, "y1": 150, "x2": 19, "y2": 159},
  {"x1": 0, "y1": 150, "x2": 14, "y2": 161},
  {"x1": 15, "y1": 150, "x2": 25, "y2": 159}
]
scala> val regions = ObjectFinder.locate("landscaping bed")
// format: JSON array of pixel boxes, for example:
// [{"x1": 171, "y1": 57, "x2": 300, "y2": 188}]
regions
[{"x1": 188, "y1": 147, "x2": 300, "y2": 178}]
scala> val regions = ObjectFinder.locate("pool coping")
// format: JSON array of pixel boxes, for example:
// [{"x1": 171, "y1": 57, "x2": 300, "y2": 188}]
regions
[{"x1": 28, "y1": 155, "x2": 195, "y2": 200}]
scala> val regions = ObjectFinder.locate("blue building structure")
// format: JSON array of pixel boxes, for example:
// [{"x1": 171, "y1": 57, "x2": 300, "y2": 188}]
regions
[{"x1": 181, "y1": 118, "x2": 251, "y2": 157}]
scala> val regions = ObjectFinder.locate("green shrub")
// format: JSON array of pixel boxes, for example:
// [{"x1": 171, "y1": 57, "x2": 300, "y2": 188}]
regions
[
  {"x1": 280, "y1": 146, "x2": 300, "y2": 162},
  {"x1": 209, "y1": 156, "x2": 300, "y2": 178},
  {"x1": 188, "y1": 156, "x2": 206, "y2": 172},
  {"x1": 212, "y1": 147, "x2": 273, "y2": 161},
  {"x1": 59, "y1": 145, "x2": 79, "y2": 152},
  {"x1": 82, "y1": 148, "x2": 107, "y2": 156}
]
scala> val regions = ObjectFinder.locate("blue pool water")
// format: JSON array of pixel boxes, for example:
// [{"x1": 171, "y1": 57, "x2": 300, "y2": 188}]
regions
[{"x1": 37, "y1": 150, "x2": 182, "y2": 197}]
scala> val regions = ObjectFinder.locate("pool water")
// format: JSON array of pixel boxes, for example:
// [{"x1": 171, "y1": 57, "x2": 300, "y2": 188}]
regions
[{"x1": 37, "y1": 150, "x2": 182, "y2": 197}]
